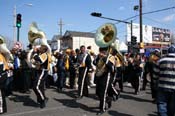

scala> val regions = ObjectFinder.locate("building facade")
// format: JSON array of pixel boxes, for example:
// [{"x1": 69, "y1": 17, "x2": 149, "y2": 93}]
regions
[{"x1": 60, "y1": 30, "x2": 99, "y2": 54}]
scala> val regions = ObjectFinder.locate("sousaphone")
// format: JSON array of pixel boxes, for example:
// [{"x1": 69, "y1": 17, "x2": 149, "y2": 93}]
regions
[
  {"x1": 95, "y1": 23, "x2": 124, "y2": 65},
  {"x1": 27, "y1": 22, "x2": 52, "y2": 68},
  {"x1": 0, "y1": 35, "x2": 13, "y2": 61},
  {"x1": 95, "y1": 23, "x2": 117, "y2": 47},
  {"x1": 94, "y1": 23, "x2": 117, "y2": 77}
]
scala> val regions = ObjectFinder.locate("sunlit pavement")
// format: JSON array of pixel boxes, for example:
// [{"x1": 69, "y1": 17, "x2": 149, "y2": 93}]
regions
[{"x1": 2, "y1": 83, "x2": 157, "y2": 116}]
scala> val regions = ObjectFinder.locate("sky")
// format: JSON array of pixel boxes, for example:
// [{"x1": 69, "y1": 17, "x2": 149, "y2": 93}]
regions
[{"x1": 0, "y1": 0, "x2": 175, "y2": 48}]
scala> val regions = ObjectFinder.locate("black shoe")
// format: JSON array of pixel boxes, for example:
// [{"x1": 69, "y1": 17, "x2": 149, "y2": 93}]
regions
[
  {"x1": 25, "y1": 90, "x2": 31, "y2": 94},
  {"x1": 107, "y1": 101, "x2": 112, "y2": 109},
  {"x1": 97, "y1": 110, "x2": 105, "y2": 115},
  {"x1": 152, "y1": 99, "x2": 157, "y2": 104},
  {"x1": 134, "y1": 91, "x2": 139, "y2": 95},
  {"x1": 19, "y1": 90, "x2": 26, "y2": 93},
  {"x1": 106, "y1": 97, "x2": 112, "y2": 108},
  {"x1": 113, "y1": 95, "x2": 119, "y2": 101},
  {"x1": 57, "y1": 88, "x2": 63, "y2": 92},
  {"x1": 45, "y1": 97, "x2": 49, "y2": 103},
  {"x1": 76, "y1": 96, "x2": 83, "y2": 100},
  {"x1": 37, "y1": 99, "x2": 41, "y2": 104},
  {"x1": 40, "y1": 101, "x2": 46, "y2": 108},
  {"x1": 75, "y1": 95, "x2": 83, "y2": 100}
]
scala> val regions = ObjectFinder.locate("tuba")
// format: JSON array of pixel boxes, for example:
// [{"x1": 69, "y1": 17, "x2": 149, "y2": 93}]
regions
[
  {"x1": 95, "y1": 23, "x2": 124, "y2": 65},
  {"x1": 0, "y1": 35, "x2": 13, "y2": 61},
  {"x1": 95, "y1": 23, "x2": 116, "y2": 47},
  {"x1": 27, "y1": 22, "x2": 52, "y2": 68},
  {"x1": 111, "y1": 40, "x2": 125, "y2": 66},
  {"x1": 28, "y1": 22, "x2": 51, "y2": 53},
  {"x1": 94, "y1": 23, "x2": 117, "y2": 77}
]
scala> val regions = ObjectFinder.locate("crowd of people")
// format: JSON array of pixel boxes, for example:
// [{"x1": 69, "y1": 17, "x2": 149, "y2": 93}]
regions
[{"x1": 0, "y1": 40, "x2": 175, "y2": 116}]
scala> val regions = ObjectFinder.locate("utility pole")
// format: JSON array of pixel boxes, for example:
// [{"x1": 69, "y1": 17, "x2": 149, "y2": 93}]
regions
[
  {"x1": 139, "y1": 0, "x2": 143, "y2": 43},
  {"x1": 13, "y1": 5, "x2": 17, "y2": 43},
  {"x1": 58, "y1": 18, "x2": 64, "y2": 37},
  {"x1": 131, "y1": 20, "x2": 133, "y2": 39}
]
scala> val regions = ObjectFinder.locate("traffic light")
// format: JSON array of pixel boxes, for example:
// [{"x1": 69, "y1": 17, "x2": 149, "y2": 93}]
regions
[
  {"x1": 16, "y1": 13, "x2": 22, "y2": 28},
  {"x1": 91, "y1": 12, "x2": 102, "y2": 17},
  {"x1": 131, "y1": 36, "x2": 137, "y2": 45}
]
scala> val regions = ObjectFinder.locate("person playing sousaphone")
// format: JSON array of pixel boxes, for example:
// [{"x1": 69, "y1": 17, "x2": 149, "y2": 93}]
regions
[
  {"x1": 93, "y1": 23, "x2": 121, "y2": 115},
  {"x1": 0, "y1": 52, "x2": 8, "y2": 114},
  {"x1": 0, "y1": 35, "x2": 13, "y2": 114},
  {"x1": 94, "y1": 47, "x2": 117, "y2": 115},
  {"x1": 32, "y1": 45, "x2": 50, "y2": 108}
]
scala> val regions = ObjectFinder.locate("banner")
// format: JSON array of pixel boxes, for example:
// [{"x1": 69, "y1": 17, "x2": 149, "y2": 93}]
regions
[
  {"x1": 152, "y1": 27, "x2": 170, "y2": 42},
  {"x1": 127, "y1": 23, "x2": 152, "y2": 43},
  {"x1": 127, "y1": 23, "x2": 170, "y2": 44}
]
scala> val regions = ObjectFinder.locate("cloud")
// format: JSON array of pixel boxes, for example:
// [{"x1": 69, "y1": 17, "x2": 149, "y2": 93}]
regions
[
  {"x1": 162, "y1": 14, "x2": 175, "y2": 22},
  {"x1": 118, "y1": 6, "x2": 125, "y2": 11}
]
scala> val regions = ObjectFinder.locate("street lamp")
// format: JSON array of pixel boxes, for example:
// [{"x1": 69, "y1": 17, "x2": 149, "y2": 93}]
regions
[{"x1": 13, "y1": 3, "x2": 33, "y2": 42}]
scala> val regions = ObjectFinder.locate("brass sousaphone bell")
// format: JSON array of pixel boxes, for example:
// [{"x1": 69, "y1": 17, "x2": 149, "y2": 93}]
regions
[
  {"x1": 0, "y1": 35, "x2": 13, "y2": 61},
  {"x1": 27, "y1": 22, "x2": 52, "y2": 68},
  {"x1": 95, "y1": 23, "x2": 124, "y2": 65},
  {"x1": 95, "y1": 23, "x2": 117, "y2": 47},
  {"x1": 28, "y1": 22, "x2": 51, "y2": 53},
  {"x1": 94, "y1": 23, "x2": 117, "y2": 77}
]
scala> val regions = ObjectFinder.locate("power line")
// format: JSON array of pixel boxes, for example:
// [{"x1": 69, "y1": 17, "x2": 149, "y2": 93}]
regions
[
  {"x1": 88, "y1": 6, "x2": 175, "y2": 35},
  {"x1": 143, "y1": 6, "x2": 175, "y2": 15},
  {"x1": 143, "y1": 16, "x2": 175, "y2": 29},
  {"x1": 117, "y1": 6, "x2": 175, "y2": 24}
]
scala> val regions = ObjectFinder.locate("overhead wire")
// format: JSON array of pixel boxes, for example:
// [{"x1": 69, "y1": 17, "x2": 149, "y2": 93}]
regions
[
  {"x1": 116, "y1": 6, "x2": 175, "y2": 24},
  {"x1": 143, "y1": 16, "x2": 173, "y2": 27},
  {"x1": 88, "y1": 6, "x2": 175, "y2": 37}
]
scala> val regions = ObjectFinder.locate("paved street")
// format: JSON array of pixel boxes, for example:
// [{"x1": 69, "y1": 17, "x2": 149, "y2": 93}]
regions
[{"x1": 2, "y1": 84, "x2": 157, "y2": 116}]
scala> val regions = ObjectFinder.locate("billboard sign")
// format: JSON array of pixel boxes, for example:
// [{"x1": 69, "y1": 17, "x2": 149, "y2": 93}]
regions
[
  {"x1": 127, "y1": 23, "x2": 152, "y2": 43},
  {"x1": 143, "y1": 25, "x2": 152, "y2": 43},
  {"x1": 152, "y1": 27, "x2": 170, "y2": 42},
  {"x1": 127, "y1": 23, "x2": 170, "y2": 44}
]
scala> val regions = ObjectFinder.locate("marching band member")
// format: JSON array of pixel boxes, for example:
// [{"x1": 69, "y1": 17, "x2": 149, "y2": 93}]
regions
[
  {"x1": 64, "y1": 49, "x2": 71, "y2": 88},
  {"x1": 56, "y1": 53, "x2": 66, "y2": 92},
  {"x1": 76, "y1": 45, "x2": 92, "y2": 99},
  {"x1": 32, "y1": 45, "x2": 49, "y2": 108},
  {"x1": 69, "y1": 50, "x2": 77, "y2": 89},
  {"x1": 0, "y1": 35, "x2": 13, "y2": 114},
  {"x1": 114, "y1": 51, "x2": 124, "y2": 92},
  {"x1": 0, "y1": 52, "x2": 8, "y2": 114},
  {"x1": 94, "y1": 47, "x2": 116, "y2": 115}
]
